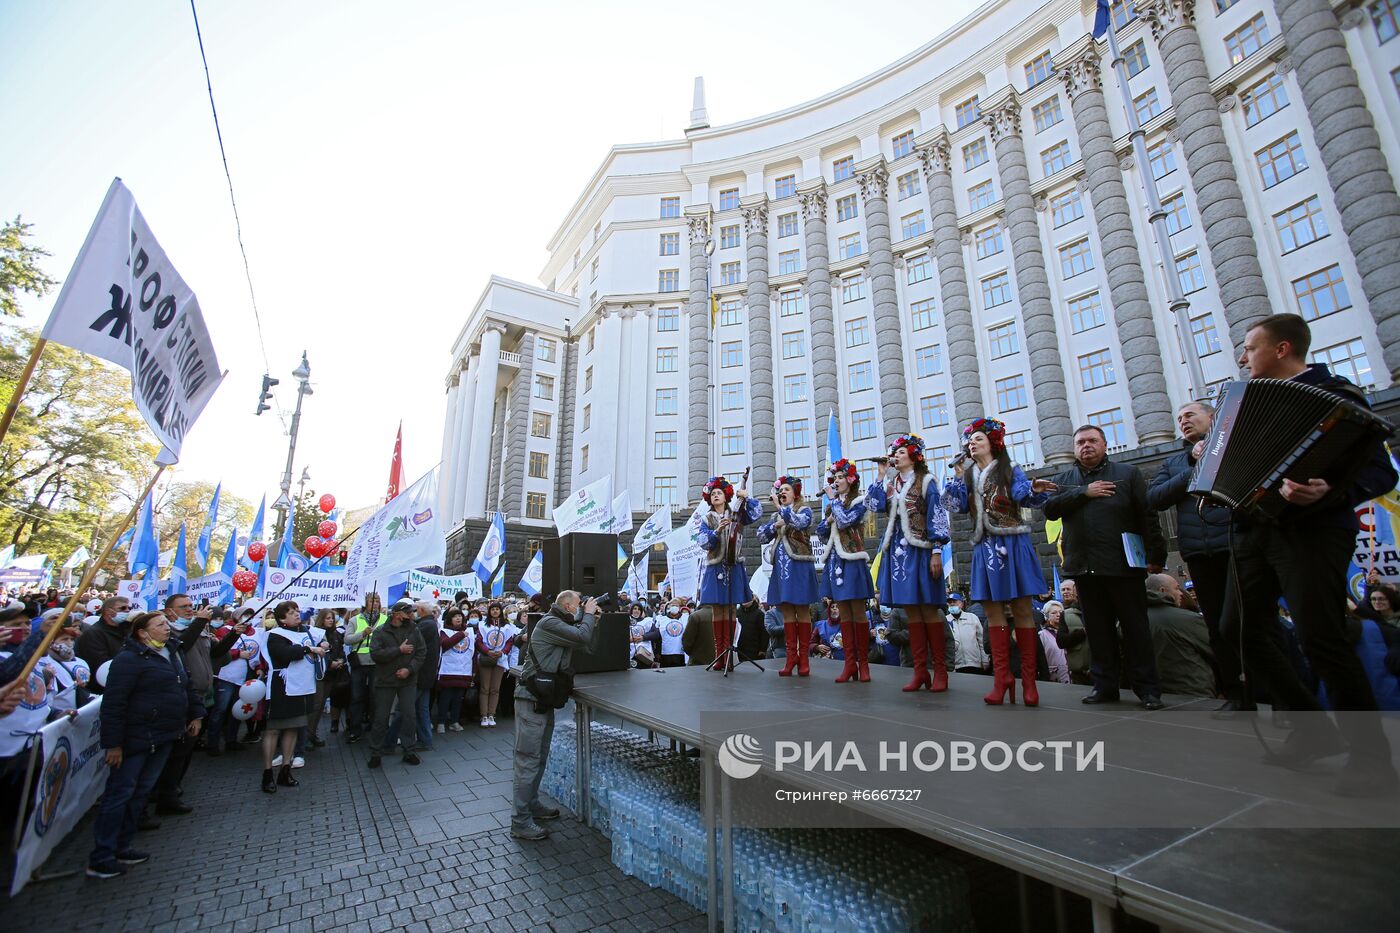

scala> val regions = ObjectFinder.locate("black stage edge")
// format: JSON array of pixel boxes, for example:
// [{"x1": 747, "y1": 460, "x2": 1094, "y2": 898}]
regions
[{"x1": 569, "y1": 661, "x2": 1400, "y2": 933}]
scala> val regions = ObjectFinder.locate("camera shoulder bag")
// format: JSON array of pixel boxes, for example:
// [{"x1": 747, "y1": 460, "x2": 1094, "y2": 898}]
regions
[{"x1": 523, "y1": 633, "x2": 573, "y2": 709}]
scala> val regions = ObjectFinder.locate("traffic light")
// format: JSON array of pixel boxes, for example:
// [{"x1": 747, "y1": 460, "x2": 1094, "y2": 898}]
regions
[
  {"x1": 255, "y1": 374, "x2": 279, "y2": 415},
  {"x1": 338, "y1": 549, "x2": 348, "y2": 565}
]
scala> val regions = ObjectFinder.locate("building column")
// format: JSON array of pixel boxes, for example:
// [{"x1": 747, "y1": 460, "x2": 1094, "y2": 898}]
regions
[
  {"x1": 485, "y1": 390, "x2": 506, "y2": 514},
  {"x1": 686, "y1": 209, "x2": 712, "y2": 500},
  {"x1": 919, "y1": 133, "x2": 982, "y2": 429},
  {"x1": 857, "y1": 161, "x2": 911, "y2": 439},
  {"x1": 1138, "y1": 0, "x2": 1272, "y2": 355},
  {"x1": 464, "y1": 323, "x2": 504, "y2": 518},
  {"x1": 1058, "y1": 38, "x2": 1175, "y2": 443},
  {"x1": 741, "y1": 197, "x2": 777, "y2": 485},
  {"x1": 439, "y1": 372, "x2": 461, "y2": 518},
  {"x1": 450, "y1": 353, "x2": 478, "y2": 526},
  {"x1": 985, "y1": 92, "x2": 1075, "y2": 464},
  {"x1": 1290, "y1": 2, "x2": 1400, "y2": 379},
  {"x1": 799, "y1": 182, "x2": 839, "y2": 464},
  {"x1": 500, "y1": 332, "x2": 535, "y2": 520},
  {"x1": 631, "y1": 307, "x2": 655, "y2": 511},
  {"x1": 554, "y1": 335, "x2": 579, "y2": 505},
  {"x1": 613, "y1": 308, "x2": 637, "y2": 500}
]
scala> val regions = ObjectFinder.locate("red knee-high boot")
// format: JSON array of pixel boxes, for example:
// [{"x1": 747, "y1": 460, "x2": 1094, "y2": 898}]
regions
[
  {"x1": 796, "y1": 624, "x2": 811, "y2": 676},
  {"x1": 902, "y1": 621, "x2": 931, "y2": 692},
  {"x1": 835, "y1": 620, "x2": 858, "y2": 683},
  {"x1": 927, "y1": 621, "x2": 949, "y2": 693},
  {"x1": 1015, "y1": 627, "x2": 1039, "y2": 707},
  {"x1": 984, "y1": 626, "x2": 1016, "y2": 705},
  {"x1": 855, "y1": 622, "x2": 871, "y2": 683},
  {"x1": 708, "y1": 616, "x2": 729, "y2": 671},
  {"x1": 779, "y1": 623, "x2": 799, "y2": 677}
]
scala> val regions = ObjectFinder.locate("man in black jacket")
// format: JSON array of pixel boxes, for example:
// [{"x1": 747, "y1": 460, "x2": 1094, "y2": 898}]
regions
[
  {"x1": 1228, "y1": 314, "x2": 1397, "y2": 796},
  {"x1": 1044, "y1": 425, "x2": 1167, "y2": 709},
  {"x1": 75, "y1": 596, "x2": 132, "y2": 685}
]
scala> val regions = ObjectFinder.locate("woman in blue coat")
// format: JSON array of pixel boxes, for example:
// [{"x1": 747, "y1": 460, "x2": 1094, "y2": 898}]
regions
[
  {"x1": 817, "y1": 458, "x2": 875, "y2": 682},
  {"x1": 697, "y1": 474, "x2": 762, "y2": 671},
  {"x1": 758, "y1": 475, "x2": 820, "y2": 676}
]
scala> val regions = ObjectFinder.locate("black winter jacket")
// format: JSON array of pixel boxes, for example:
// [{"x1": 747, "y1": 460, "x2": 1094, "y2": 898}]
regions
[
  {"x1": 1043, "y1": 457, "x2": 1167, "y2": 578},
  {"x1": 1147, "y1": 442, "x2": 1231, "y2": 559},
  {"x1": 75, "y1": 620, "x2": 130, "y2": 690},
  {"x1": 99, "y1": 638, "x2": 205, "y2": 753}
]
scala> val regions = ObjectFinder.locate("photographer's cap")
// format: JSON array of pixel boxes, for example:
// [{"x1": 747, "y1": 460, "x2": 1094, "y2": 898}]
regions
[{"x1": 390, "y1": 599, "x2": 415, "y2": 615}]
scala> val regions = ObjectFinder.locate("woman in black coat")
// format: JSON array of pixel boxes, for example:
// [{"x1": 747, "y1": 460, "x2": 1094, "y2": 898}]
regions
[{"x1": 87, "y1": 612, "x2": 204, "y2": 879}]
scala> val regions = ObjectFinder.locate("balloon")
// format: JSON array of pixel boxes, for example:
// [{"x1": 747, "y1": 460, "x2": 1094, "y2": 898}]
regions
[
  {"x1": 231, "y1": 700, "x2": 259, "y2": 721},
  {"x1": 239, "y1": 680, "x2": 266, "y2": 704},
  {"x1": 247, "y1": 541, "x2": 267, "y2": 562},
  {"x1": 232, "y1": 570, "x2": 258, "y2": 594},
  {"x1": 305, "y1": 536, "x2": 326, "y2": 558},
  {"x1": 317, "y1": 520, "x2": 337, "y2": 540},
  {"x1": 96, "y1": 659, "x2": 112, "y2": 688},
  {"x1": 318, "y1": 494, "x2": 336, "y2": 514}
]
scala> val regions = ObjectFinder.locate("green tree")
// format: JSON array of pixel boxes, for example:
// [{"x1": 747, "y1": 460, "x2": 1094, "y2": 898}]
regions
[
  {"x1": 155, "y1": 480, "x2": 255, "y2": 575},
  {"x1": 1, "y1": 216, "x2": 58, "y2": 318}
]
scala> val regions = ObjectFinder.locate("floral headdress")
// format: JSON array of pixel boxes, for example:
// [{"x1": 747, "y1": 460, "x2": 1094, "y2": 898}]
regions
[
  {"x1": 773, "y1": 475, "x2": 804, "y2": 497},
  {"x1": 888, "y1": 433, "x2": 926, "y2": 463},
  {"x1": 701, "y1": 476, "x2": 734, "y2": 503},
  {"x1": 962, "y1": 417, "x2": 1007, "y2": 454},
  {"x1": 826, "y1": 458, "x2": 859, "y2": 486}
]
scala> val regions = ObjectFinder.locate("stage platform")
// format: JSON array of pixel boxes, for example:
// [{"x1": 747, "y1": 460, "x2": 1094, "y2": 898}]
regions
[{"x1": 568, "y1": 660, "x2": 1400, "y2": 933}]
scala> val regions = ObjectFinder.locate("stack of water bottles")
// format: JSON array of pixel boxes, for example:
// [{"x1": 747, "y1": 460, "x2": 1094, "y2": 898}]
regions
[{"x1": 543, "y1": 723, "x2": 976, "y2": 932}]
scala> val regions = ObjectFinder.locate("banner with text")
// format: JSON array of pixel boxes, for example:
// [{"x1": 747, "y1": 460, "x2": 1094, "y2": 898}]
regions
[
  {"x1": 253, "y1": 568, "x2": 358, "y2": 610},
  {"x1": 343, "y1": 469, "x2": 446, "y2": 601},
  {"x1": 552, "y1": 475, "x2": 613, "y2": 536},
  {"x1": 118, "y1": 572, "x2": 227, "y2": 608},
  {"x1": 663, "y1": 504, "x2": 709, "y2": 601},
  {"x1": 406, "y1": 569, "x2": 482, "y2": 602}
]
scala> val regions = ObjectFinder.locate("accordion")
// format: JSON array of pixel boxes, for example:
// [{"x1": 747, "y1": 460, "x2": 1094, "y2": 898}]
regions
[{"x1": 1189, "y1": 378, "x2": 1394, "y2": 521}]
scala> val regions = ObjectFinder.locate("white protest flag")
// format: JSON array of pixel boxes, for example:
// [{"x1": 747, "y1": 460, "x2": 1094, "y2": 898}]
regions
[
  {"x1": 41, "y1": 179, "x2": 224, "y2": 461},
  {"x1": 624, "y1": 554, "x2": 649, "y2": 598},
  {"x1": 62, "y1": 546, "x2": 91, "y2": 569},
  {"x1": 631, "y1": 505, "x2": 673, "y2": 553},
  {"x1": 663, "y1": 503, "x2": 709, "y2": 601},
  {"x1": 600, "y1": 491, "x2": 631, "y2": 536},
  {"x1": 342, "y1": 469, "x2": 446, "y2": 601},
  {"x1": 551, "y1": 475, "x2": 613, "y2": 536}
]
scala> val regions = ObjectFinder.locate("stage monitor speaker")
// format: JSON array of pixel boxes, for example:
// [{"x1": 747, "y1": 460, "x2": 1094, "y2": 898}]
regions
[
  {"x1": 523, "y1": 611, "x2": 630, "y2": 674},
  {"x1": 541, "y1": 532, "x2": 617, "y2": 600}
]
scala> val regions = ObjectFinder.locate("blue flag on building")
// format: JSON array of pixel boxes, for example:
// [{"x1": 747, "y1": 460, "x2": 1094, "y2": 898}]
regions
[
  {"x1": 195, "y1": 482, "x2": 221, "y2": 570},
  {"x1": 169, "y1": 523, "x2": 188, "y2": 596},
  {"x1": 1092, "y1": 0, "x2": 1110, "y2": 37},
  {"x1": 241, "y1": 496, "x2": 266, "y2": 570},
  {"x1": 1052, "y1": 561, "x2": 1063, "y2": 599},
  {"x1": 492, "y1": 561, "x2": 505, "y2": 598},
  {"x1": 217, "y1": 526, "x2": 239, "y2": 605},
  {"x1": 472, "y1": 511, "x2": 506, "y2": 585},
  {"x1": 827, "y1": 408, "x2": 842, "y2": 464},
  {"x1": 519, "y1": 551, "x2": 543, "y2": 597}
]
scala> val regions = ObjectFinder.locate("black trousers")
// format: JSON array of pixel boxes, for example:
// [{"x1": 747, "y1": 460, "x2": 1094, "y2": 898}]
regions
[
  {"x1": 1226, "y1": 523, "x2": 1390, "y2": 761},
  {"x1": 153, "y1": 731, "x2": 195, "y2": 806},
  {"x1": 1186, "y1": 552, "x2": 1237, "y2": 696},
  {"x1": 1076, "y1": 575, "x2": 1159, "y2": 697}
]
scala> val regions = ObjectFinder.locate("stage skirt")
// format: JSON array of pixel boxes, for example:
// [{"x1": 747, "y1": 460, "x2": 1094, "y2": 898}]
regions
[
  {"x1": 968, "y1": 532, "x2": 1047, "y2": 603},
  {"x1": 767, "y1": 546, "x2": 819, "y2": 607},
  {"x1": 699, "y1": 562, "x2": 752, "y2": 607},
  {"x1": 875, "y1": 528, "x2": 947, "y2": 607},
  {"x1": 820, "y1": 553, "x2": 875, "y2": 603}
]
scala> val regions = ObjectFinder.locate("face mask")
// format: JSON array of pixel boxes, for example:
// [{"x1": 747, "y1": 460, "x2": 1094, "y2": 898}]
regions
[
  {"x1": 170, "y1": 617, "x2": 191, "y2": 630},
  {"x1": 948, "y1": 607, "x2": 962, "y2": 618},
  {"x1": 52, "y1": 642, "x2": 75, "y2": 661},
  {"x1": 879, "y1": 607, "x2": 892, "y2": 621},
  {"x1": 146, "y1": 638, "x2": 167, "y2": 650},
  {"x1": 113, "y1": 612, "x2": 130, "y2": 623}
]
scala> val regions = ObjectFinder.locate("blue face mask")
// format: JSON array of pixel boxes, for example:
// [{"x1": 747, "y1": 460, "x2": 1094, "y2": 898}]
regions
[
  {"x1": 113, "y1": 611, "x2": 130, "y2": 623},
  {"x1": 170, "y1": 617, "x2": 191, "y2": 630}
]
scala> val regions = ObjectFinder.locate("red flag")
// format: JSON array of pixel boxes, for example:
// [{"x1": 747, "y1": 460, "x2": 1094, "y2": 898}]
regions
[{"x1": 385, "y1": 423, "x2": 403, "y2": 503}]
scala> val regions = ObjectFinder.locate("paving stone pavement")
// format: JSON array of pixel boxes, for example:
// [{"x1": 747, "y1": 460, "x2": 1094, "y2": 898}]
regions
[{"x1": 5, "y1": 710, "x2": 707, "y2": 932}]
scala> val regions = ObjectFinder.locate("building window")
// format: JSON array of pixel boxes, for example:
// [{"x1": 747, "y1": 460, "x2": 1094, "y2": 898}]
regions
[
  {"x1": 1007, "y1": 430, "x2": 1037, "y2": 466},
  {"x1": 525, "y1": 492, "x2": 547, "y2": 520},
  {"x1": 1078, "y1": 349, "x2": 1116, "y2": 390},
  {"x1": 533, "y1": 338, "x2": 555, "y2": 364},
  {"x1": 1069, "y1": 292, "x2": 1105, "y2": 333},
  {"x1": 891, "y1": 130, "x2": 915, "y2": 159},
  {"x1": 655, "y1": 388, "x2": 678, "y2": 415},
  {"x1": 842, "y1": 274, "x2": 868, "y2": 302},
  {"x1": 1147, "y1": 140, "x2": 1177, "y2": 180},
  {"x1": 1374, "y1": 0, "x2": 1400, "y2": 42},
  {"x1": 1292, "y1": 264, "x2": 1351, "y2": 321},
  {"x1": 720, "y1": 382, "x2": 744, "y2": 410},
  {"x1": 1163, "y1": 192, "x2": 1191, "y2": 235},
  {"x1": 660, "y1": 196, "x2": 681, "y2": 218},
  {"x1": 1041, "y1": 141, "x2": 1072, "y2": 175},
  {"x1": 720, "y1": 426, "x2": 745, "y2": 456},
  {"x1": 650, "y1": 477, "x2": 678, "y2": 507},
  {"x1": 1123, "y1": 39, "x2": 1149, "y2": 77},
  {"x1": 775, "y1": 174, "x2": 797, "y2": 199},
  {"x1": 718, "y1": 188, "x2": 740, "y2": 211},
  {"x1": 528, "y1": 451, "x2": 550, "y2": 478},
  {"x1": 720, "y1": 224, "x2": 741, "y2": 250},
  {"x1": 586, "y1": 327, "x2": 597, "y2": 354},
  {"x1": 1256, "y1": 132, "x2": 1308, "y2": 188},
  {"x1": 1060, "y1": 238, "x2": 1095, "y2": 279},
  {"x1": 836, "y1": 194, "x2": 859, "y2": 222},
  {"x1": 531, "y1": 412, "x2": 552, "y2": 438},
  {"x1": 778, "y1": 250, "x2": 802, "y2": 275},
  {"x1": 851, "y1": 408, "x2": 878, "y2": 441},
  {"x1": 920, "y1": 394, "x2": 949, "y2": 429},
  {"x1": 785, "y1": 419, "x2": 812, "y2": 449},
  {"x1": 902, "y1": 212, "x2": 928, "y2": 240},
  {"x1": 897, "y1": 171, "x2": 922, "y2": 200},
  {"x1": 1311, "y1": 339, "x2": 1374, "y2": 388},
  {"x1": 1241, "y1": 73, "x2": 1289, "y2": 127},
  {"x1": 583, "y1": 404, "x2": 592, "y2": 432},
  {"x1": 1176, "y1": 251, "x2": 1207, "y2": 293},
  {"x1": 1025, "y1": 50, "x2": 1053, "y2": 88},
  {"x1": 656, "y1": 347, "x2": 678, "y2": 372},
  {"x1": 585, "y1": 361, "x2": 594, "y2": 388},
  {"x1": 779, "y1": 290, "x2": 802, "y2": 317},
  {"x1": 1032, "y1": 96, "x2": 1063, "y2": 132},
  {"x1": 906, "y1": 251, "x2": 932, "y2": 283},
  {"x1": 1134, "y1": 87, "x2": 1163, "y2": 123},
  {"x1": 988, "y1": 321, "x2": 1020, "y2": 358},
  {"x1": 659, "y1": 269, "x2": 680, "y2": 292},
  {"x1": 782, "y1": 330, "x2": 806, "y2": 359},
  {"x1": 838, "y1": 233, "x2": 863, "y2": 259},
  {"x1": 955, "y1": 95, "x2": 981, "y2": 129},
  {"x1": 1111, "y1": 0, "x2": 1137, "y2": 29},
  {"x1": 589, "y1": 258, "x2": 598, "y2": 282},
  {"x1": 1274, "y1": 197, "x2": 1329, "y2": 252},
  {"x1": 656, "y1": 232, "x2": 681, "y2": 259},
  {"x1": 1088, "y1": 409, "x2": 1127, "y2": 448},
  {"x1": 719, "y1": 261, "x2": 742, "y2": 285},
  {"x1": 915, "y1": 345, "x2": 944, "y2": 378},
  {"x1": 832, "y1": 156, "x2": 855, "y2": 181},
  {"x1": 845, "y1": 317, "x2": 871, "y2": 348},
  {"x1": 995, "y1": 374, "x2": 1028, "y2": 412},
  {"x1": 911, "y1": 298, "x2": 937, "y2": 330},
  {"x1": 657, "y1": 306, "x2": 679, "y2": 332},
  {"x1": 534, "y1": 374, "x2": 554, "y2": 399},
  {"x1": 963, "y1": 137, "x2": 989, "y2": 170},
  {"x1": 653, "y1": 431, "x2": 678, "y2": 459},
  {"x1": 848, "y1": 361, "x2": 874, "y2": 393},
  {"x1": 580, "y1": 444, "x2": 589, "y2": 472},
  {"x1": 982, "y1": 272, "x2": 1012, "y2": 308},
  {"x1": 1050, "y1": 189, "x2": 1083, "y2": 227},
  {"x1": 1225, "y1": 14, "x2": 1270, "y2": 66},
  {"x1": 1190, "y1": 313, "x2": 1221, "y2": 357},
  {"x1": 783, "y1": 373, "x2": 808, "y2": 403},
  {"x1": 778, "y1": 212, "x2": 799, "y2": 237},
  {"x1": 719, "y1": 299, "x2": 743, "y2": 326},
  {"x1": 1215, "y1": 0, "x2": 1239, "y2": 10},
  {"x1": 975, "y1": 224, "x2": 1004, "y2": 259},
  {"x1": 968, "y1": 180, "x2": 996, "y2": 211},
  {"x1": 720, "y1": 341, "x2": 744, "y2": 367}
]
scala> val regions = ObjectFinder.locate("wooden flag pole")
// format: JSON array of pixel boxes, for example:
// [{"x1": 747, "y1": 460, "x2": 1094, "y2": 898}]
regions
[{"x1": 0, "y1": 337, "x2": 47, "y2": 446}]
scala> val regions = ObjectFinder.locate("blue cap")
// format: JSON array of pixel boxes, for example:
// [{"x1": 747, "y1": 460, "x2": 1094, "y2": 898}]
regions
[{"x1": 948, "y1": 593, "x2": 964, "y2": 602}]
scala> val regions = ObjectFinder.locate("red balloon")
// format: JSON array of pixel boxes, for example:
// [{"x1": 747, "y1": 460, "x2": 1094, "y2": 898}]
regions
[
  {"x1": 232, "y1": 569, "x2": 258, "y2": 593},
  {"x1": 305, "y1": 536, "x2": 327, "y2": 558},
  {"x1": 317, "y1": 520, "x2": 337, "y2": 540},
  {"x1": 247, "y1": 541, "x2": 267, "y2": 563},
  {"x1": 318, "y1": 494, "x2": 336, "y2": 514}
]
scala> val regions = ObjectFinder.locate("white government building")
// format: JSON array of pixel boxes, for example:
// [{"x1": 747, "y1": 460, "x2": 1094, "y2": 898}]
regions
[{"x1": 438, "y1": 0, "x2": 1400, "y2": 533}]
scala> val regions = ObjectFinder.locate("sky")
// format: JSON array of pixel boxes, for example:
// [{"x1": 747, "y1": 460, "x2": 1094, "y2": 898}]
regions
[{"x1": 2, "y1": 0, "x2": 981, "y2": 515}]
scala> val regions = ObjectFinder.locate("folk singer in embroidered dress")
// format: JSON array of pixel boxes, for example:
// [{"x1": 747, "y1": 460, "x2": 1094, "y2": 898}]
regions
[
  {"x1": 758, "y1": 475, "x2": 820, "y2": 677},
  {"x1": 942, "y1": 417, "x2": 1056, "y2": 706},
  {"x1": 865, "y1": 434, "x2": 951, "y2": 693},
  {"x1": 697, "y1": 473, "x2": 762, "y2": 671},
  {"x1": 817, "y1": 458, "x2": 875, "y2": 683}
]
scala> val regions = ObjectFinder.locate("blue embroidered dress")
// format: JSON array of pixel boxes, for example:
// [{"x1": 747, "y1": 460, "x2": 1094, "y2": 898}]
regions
[
  {"x1": 865, "y1": 471, "x2": 950, "y2": 607},
  {"x1": 697, "y1": 496, "x2": 763, "y2": 606},
  {"x1": 942, "y1": 464, "x2": 1049, "y2": 602},
  {"x1": 816, "y1": 497, "x2": 875, "y2": 602},
  {"x1": 757, "y1": 505, "x2": 820, "y2": 606}
]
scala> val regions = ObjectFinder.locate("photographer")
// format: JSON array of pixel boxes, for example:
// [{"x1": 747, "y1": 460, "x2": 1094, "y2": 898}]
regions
[{"x1": 511, "y1": 590, "x2": 599, "y2": 841}]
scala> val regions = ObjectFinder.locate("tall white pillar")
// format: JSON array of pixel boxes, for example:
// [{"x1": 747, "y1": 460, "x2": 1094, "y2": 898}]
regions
[
  {"x1": 628, "y1": 307, "x2": 654, "y2": 512},
  {"x1": 464, "y1": 324, "x2": 505, "y2": 519},
  {"x1": 450, "y1": 354, "x2": 479, "y2": 526},
  {"x1": 439, "y1": 372, "x2": 462, "y2": 518},
  {"x1": 612, "y1": 308, "x2": 637, "y2": 503}
]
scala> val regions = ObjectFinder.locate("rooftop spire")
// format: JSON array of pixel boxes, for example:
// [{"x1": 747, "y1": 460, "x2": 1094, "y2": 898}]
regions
[{"x1": 687, "y1": 76, "x2": 709, "y2": 131}]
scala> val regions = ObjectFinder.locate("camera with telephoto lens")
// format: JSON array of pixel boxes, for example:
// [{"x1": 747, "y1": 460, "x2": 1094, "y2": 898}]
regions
[{"x1": 592, "y1": 592, "x2": 614, "y2": 610}]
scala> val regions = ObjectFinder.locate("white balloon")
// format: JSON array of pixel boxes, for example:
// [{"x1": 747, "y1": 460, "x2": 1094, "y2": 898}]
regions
[
  {"x1": 231, "y1": 699, "x2": 258, "y2": 721},
  {"x1": 238, "y1": 680, "x2": 266, "y2": 704},
  {"x1": 96, "y1": 659, "x2": 112, "y2": 688}
]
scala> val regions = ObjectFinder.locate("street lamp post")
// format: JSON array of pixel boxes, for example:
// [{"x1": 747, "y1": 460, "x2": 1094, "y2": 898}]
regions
[{"x1": 272, "y1": 351, "x2": 313, "y2": 548}]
